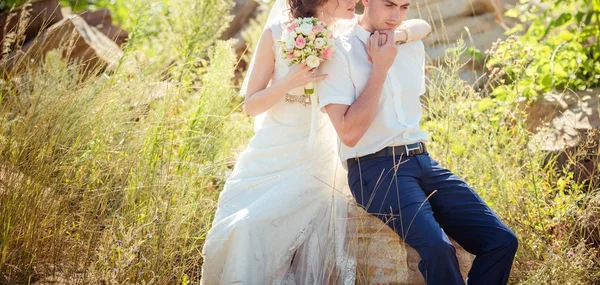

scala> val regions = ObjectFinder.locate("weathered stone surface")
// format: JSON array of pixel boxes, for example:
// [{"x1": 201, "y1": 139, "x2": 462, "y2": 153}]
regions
[
  {"x1": 3, "y1": 14, "x2": 123, "y2": 75},
  {"x1": 410, "y1": 1, "x2": 518, "y2": 85},
  {"x1": 222, "y1": 0, "x2": 260, "y2": 40},
  {"x1": 351, "y1": 205, "x2": 474, "y2": 284},
  {"x1": 529, "y1": 89, "x2": 600, "y2": 184},
  {"x1": 408, "y1": 0, "x2": 499, "y2": 25},
  {"x1": 424, "y1": 12, "x2": 499, "y2": 47},
  {"x1": 529, "y1": 90, "x2": 599, "y2": 149},
  {"x1": 77, "y1": 8, "x2": 129, "y2": 46}
]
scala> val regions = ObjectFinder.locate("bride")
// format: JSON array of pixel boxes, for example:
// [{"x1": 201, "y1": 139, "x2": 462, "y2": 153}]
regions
[{"x1": 200, "y1": 0, "x2": 431, "y2": 284}]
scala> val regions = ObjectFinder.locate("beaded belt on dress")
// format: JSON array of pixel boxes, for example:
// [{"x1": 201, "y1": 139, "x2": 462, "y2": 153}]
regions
[
  {"x1": 283, "y1": 93, "x2": 319, "y2": 149},
  {"x1": 285, "y1": 94, "x2": 316, "y2": 106}
]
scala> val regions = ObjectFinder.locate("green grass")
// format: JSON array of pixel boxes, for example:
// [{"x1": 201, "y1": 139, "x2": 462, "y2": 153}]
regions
[{"x1": 0, "y1": 0, "x2": 253, "y2": 283}]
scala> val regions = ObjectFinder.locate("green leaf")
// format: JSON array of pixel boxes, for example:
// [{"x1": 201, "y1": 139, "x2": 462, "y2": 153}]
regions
[
  {"x1": 478, "y1": 97, "x2": 495, "y2": 112},
  {"x1": 492, "y1": 85, "x2": 509, "y2": 101},
  {"x1": 541, "y1": 74, "x2": 553, "y2": 87},
  {"x1": 451, "y1": 143, "x2": 467, "y2": 156},
  {"x1": 584, "y1": 12, "x2": 594, "y2": 24},
  {"x1": 558, "y1": 30, "x2": 575, "y2": 41},
  {"x1": 551, "y1": 13, "x2": 573, "y2": 27},
  {"x1": 505, "y1": 8, "x2": 520, "y2": 18},
  {"x1": 506, "y1": 24, "x2": 525, "y2": 35}
]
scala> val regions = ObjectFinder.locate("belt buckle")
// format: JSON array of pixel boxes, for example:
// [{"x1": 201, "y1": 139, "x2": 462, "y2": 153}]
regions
[{"x1": 405, "y1": 143, "x2": 421, "y2": 156}]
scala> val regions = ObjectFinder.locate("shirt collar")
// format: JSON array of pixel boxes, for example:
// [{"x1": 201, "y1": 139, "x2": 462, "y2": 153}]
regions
[{"x1": 353, "y1": 22, "x2": 371, "y2": 45}]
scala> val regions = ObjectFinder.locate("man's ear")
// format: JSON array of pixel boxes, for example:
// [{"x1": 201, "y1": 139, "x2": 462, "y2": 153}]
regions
[{"x1": 362, "y1": 0, "x2": 369, "y2": 8}]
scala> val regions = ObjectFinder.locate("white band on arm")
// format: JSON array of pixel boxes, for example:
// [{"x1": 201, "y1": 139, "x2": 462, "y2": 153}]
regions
[{"x1": 397, "y1": 25, "x2": 412, "y2": 44}]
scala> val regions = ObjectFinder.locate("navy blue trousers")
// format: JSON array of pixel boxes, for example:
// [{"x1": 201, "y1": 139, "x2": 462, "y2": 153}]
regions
[{"x1": 347, "y1": 152, "x2": 518, "y2": 285}]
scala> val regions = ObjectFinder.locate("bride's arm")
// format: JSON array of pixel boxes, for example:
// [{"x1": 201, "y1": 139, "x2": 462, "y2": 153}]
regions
[
  {"x1": 393, "y1": 19, "x2": 431, "y2": 44},
  {"x1": 243, "y1": 29, "x2": 287, "y2": 117},
  {"x1": 243, "y1": 28, "x2": 326, "y2": 117}
]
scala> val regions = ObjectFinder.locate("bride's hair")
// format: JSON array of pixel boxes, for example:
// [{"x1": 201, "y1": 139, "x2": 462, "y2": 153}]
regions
[{"x1": 287, "y1": 0, "x2": 329, "y2": 18}]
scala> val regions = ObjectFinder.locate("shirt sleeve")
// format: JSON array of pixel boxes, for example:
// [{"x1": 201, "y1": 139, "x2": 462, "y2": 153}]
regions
[
  {"x1": 402, "y1": 40, "x2": 427, "y2": 95},
  {"x1": 317, "y1": 47, "x2": 356, "y2": 110},
  {"x1": 414, "y1": 40, "x2": 427, "y2": 95},
  {"x1": 418, "y1": 41, "x2": 427, "y2": 95}
]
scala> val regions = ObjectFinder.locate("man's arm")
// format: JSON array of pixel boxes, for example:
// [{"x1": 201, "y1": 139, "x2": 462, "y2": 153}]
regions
[
  {"x1": 325, "y1": 67, "x2": 386, "y2": 147},
  {"x1": 323, "y1": 31, "x2": 398, "y2": 147},
  {"x1": 393, "y1": 19, "x2": 432, "y2": 44}
]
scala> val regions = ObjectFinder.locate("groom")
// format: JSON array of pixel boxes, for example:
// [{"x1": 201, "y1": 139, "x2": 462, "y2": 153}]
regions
[{"x1": 318, "y1": 0, "x2": 518, "y2": 284}]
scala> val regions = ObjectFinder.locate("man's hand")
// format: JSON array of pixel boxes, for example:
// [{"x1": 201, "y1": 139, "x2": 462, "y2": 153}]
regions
[
  {"x1": 325, "y1": 31, "x2": 395, "y2": 147},
  {"x1": 367, "y1": 30, "x2": 397, "y2": 71},
  {"x1": 376, "y1": 30, "x2": 393, "y2": 46}
]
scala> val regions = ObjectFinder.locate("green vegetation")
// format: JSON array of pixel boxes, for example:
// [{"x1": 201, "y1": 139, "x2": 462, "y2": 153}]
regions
[{"x1": 486, "y1": 0, "x2": 599, "y2": 102}]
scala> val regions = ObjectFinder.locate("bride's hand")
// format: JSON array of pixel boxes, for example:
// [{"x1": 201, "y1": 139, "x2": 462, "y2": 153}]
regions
[{"x1": 283, "y1": 62, "x2": 328, "y2": 90}]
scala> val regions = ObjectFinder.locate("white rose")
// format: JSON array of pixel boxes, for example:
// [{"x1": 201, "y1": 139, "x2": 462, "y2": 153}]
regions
[
  {"x1": 298, "y1": 23, "x2": 313, "y2": 35},
  {"x1": 326, "y1": 38, "x2": 335, "y2": 47},
  {"x1": 293, "y1": 50, "x2": 301, "y2": 57},
  {"x1": 305, "y1": 55, "x2": 320, "y2": 68},
  {"x1": 314, "y1": 38, "x2": 325, "y2": 48},
  {"x1": 285, "y1": 37, "x2": 295, "y2": 49}
]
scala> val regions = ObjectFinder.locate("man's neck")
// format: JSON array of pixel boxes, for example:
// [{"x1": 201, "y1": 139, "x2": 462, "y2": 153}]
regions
[{"x1": 357, "y1": 15, "x2": 375, "y2": 33}]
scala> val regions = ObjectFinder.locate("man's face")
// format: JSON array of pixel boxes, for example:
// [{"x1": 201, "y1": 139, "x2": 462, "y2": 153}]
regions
[{"x1": 363, "y1": 0, "x2": 411, "y2": 31}]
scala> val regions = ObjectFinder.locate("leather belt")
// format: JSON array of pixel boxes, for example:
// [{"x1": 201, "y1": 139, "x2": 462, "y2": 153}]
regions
[{"x1": 346, "y1": 142, "x2": 427, "y2": 168}]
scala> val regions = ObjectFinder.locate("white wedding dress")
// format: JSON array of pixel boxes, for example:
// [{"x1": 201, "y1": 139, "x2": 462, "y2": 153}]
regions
[{"x1": 200, "y1": 19, "x2": 356, "y2": 285}]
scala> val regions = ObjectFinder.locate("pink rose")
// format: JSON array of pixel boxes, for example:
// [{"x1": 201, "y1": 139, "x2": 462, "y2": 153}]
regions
[
  {"x1": 322, "y1": 48, "x2": 334, "y2": 60},
  {"x1": 313, "y1": 25, "x2": 324, "y2": 33},
  {"x1": 295, "y1": 35, "x2": 306, "y2": 49},
  {"x1": 287, "y1": 23, "x2": 299, "y2": 32},
  {"x1": 308, "y1": 32, "x2": 316, "y2": 41}
]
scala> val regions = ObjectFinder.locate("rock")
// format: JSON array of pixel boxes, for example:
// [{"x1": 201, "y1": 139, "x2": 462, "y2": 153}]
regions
[
  {"x1": 518, "y1": 92, "x2": 578, "y2": 132},
  {"x1": 0, "y1": 0, "x2": 63, "y2": 58},
  {"x1": 529, "y1": 89, "x2": 600, "y2": 184},
  {"x1": 77, "y1": 8, "x2": 129, "y2": 46},
  {"x1": 425, "y1": 14, "x2": 508, "y2": 64},
  {"x1": 220, "y1": 0, "x2": 264, "y2": 64},
  {"x1": 351, "y1": 205, "x2": 474, "y2": 284},
  {"x1": 77, "y1": 7, "x2": 111, "y2": 25},
  {"x1": 582, "y1": 195, "x2": 600, "y2": 246},
  {"x1": 408, "y1": 0, "x2": 499, "y2": 25},
  {"x1": 424, "y1": 13, "x2": 499, "y2": 47},
  {"x1": 2, "y1": 14, "x2": 123, "y2": 76},
  {"x1": 425, "y1": 20, "x2": 509, "y2": 85},
  {"x1": 529, "y1": 90, "x2": 599, "y2": 149},
  {"x1": 222, "y1": 0, "x2": 260, "y2": 40},
  {"x1": 413, "y1": 1, "x2": 518, "y2": 85}
]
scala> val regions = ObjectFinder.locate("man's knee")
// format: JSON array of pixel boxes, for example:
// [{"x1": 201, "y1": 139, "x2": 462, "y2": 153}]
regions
[
  {"x1": 410, "y1": 233, "x2": 457, "y2": 260},
  {"x1": 428, "y1": 236, "x2": 456, "y2": 257},
  {"x1": 497, "y1": 230, "x2": 519, "y2": 254}
]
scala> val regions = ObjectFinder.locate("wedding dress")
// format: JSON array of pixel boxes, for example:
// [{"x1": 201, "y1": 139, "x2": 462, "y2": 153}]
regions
[{"x1": 200, "y1": 1, "x2": 356, "y2": 284}]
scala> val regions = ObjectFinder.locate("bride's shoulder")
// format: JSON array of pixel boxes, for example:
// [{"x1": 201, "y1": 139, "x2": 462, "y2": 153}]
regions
[
  {"x1": 333, "y1": 17, "x2": 357, "y2": 38},
  {"x1": 334, "y1": 32, "x2": 353, "y2": 53}
]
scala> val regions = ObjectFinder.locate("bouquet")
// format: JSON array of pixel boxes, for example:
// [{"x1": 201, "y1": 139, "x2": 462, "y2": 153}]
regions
[{"x1": 279, "y1": 17, "x2": 336, "y2": 95}]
